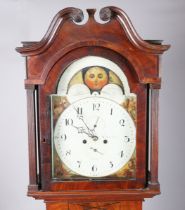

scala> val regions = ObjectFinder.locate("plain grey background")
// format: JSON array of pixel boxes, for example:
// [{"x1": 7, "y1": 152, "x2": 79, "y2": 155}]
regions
[{"x1": 0, "y1": 0, "x2": 185, "y2": 210}]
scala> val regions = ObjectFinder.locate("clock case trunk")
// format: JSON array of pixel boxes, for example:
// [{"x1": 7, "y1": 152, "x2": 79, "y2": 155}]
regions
[{"x1": 16, "y1": 6, "x2": 170, "y2": 207}]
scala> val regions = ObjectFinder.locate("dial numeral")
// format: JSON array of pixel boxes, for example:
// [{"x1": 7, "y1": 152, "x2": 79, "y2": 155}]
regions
[
  {"x1": 110, "y1": 161, "x2": 114, "y2": 168},
  {"x1": 77, "y1": 161, "x2": 81, "y2": 168},
  {"x1": 121, "y1": 150, "x2": 124, "y2": 158},
  {"x1": 74, "y1": 106, "x2": 83, "y2": 119},
  {"x1": 125, "y1": 136, "x2": 131, "y2": 142},
  {"x1": 61, "y1": 134, "x2": 67, "y2": 140},
  {"x1": 65, "y1": 150, "x2": 71, "y2": 156},
  {"x1": 110, "y1": 108, "x2": 113, "y2": 115},
  {"x1": 93, "y1": 103, "x2": 100, "y2": 111},
  {"x1": 65, "y1": 118, "x2": 73, "y2": 126},
  {"x1": 92, "y1": 165, "x2": 98, "y2": 172},
  {"x1": 119, "y1": 119, "x2": 125, "y2": 126},
  {"x1": 76, "y1": 107, "x2": 83, "y2": 115}
]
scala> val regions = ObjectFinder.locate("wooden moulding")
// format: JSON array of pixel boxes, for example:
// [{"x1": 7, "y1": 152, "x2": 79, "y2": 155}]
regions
[
  {"x1": 16, "y1": 7, "x2": 170, "y2": 56},
  {"x1": 16, "y1": 6, "x2": 170, "y2": 87},
  {"x1": 28, "y1": 188, "x2": 160, "y2": 201}
]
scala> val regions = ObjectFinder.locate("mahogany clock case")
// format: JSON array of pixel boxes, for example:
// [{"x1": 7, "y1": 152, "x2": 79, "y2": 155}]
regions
[{"x1": 16, "y1": 6, "x2": 170, "y2": 203}]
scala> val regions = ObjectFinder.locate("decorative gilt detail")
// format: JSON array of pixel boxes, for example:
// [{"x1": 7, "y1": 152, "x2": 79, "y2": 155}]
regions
[{"x1": 122, "y1": 96, "x2": 137, "y2": 123}]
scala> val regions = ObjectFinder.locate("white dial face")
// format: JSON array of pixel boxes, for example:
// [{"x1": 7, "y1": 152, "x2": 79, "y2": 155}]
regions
[{"x1": 54, "y1": 97, "x2": 136, "y2": 178}]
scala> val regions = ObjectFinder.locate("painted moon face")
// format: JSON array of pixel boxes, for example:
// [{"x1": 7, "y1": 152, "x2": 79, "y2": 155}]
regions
[{"x1": 84, "y1": 66, "x2": 108, "y2": 91}]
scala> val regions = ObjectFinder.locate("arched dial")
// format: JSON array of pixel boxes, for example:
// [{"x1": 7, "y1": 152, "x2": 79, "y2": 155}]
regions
[{"x1": 54, "y1": 97, "x2": 136, "y2": 178}]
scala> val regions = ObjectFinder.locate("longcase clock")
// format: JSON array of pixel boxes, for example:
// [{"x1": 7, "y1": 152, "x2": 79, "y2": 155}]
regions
[{"x1": 16, "y1": 6, "x2": 170, "y2": 210}]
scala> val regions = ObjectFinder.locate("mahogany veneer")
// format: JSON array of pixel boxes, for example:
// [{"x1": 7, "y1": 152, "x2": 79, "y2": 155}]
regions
[{"x1": 16, "y1": 6, "x2": 170, "y2": 210}]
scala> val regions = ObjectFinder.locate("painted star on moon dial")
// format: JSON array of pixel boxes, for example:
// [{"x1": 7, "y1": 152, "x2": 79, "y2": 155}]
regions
[{"x1": 54, "y1": 97, "x2": 136, "y2": 177}]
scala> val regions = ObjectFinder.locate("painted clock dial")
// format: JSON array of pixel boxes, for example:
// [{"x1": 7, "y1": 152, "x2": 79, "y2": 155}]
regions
[{"x1": 54, "y1": 96, "x2": 136, "y2": 177}]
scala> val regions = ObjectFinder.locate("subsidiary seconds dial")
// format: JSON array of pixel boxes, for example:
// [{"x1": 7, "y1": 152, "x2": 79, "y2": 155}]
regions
[{"x1": 54, "y1": 97, "x2": 136, "y2": 177}]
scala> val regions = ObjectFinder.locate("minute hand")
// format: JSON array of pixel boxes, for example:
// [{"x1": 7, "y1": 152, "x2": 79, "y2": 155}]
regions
[
  {"x1": 93, "y1": 117, "x2": 100, "y2": 130},
  {"x1": 78, "y1": 116, "x2": 94, "y2": 135}
]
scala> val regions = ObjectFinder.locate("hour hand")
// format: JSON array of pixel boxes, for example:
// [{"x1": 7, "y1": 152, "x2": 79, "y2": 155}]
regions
[
  {"x1": 72, "y1": 125, "x2": 93, "y2": 137},
  {"x1": 72, "y1": 125, "x2": 85, "y2": 133},
  {"x1": 90, "y1": 147, "x2": 103, "y2": 155}
]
